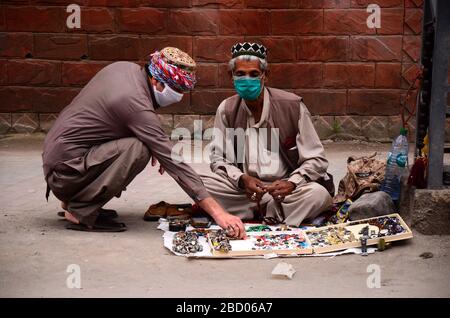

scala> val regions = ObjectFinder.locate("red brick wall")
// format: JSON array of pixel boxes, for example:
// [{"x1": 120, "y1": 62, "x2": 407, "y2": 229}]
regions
[{"x1": 0, "y1": 0, "x2": 423, "y2": 134}]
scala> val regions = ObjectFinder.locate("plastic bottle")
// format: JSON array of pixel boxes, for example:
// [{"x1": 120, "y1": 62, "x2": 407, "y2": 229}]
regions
[{"x1": 380, "y1": 128, "x2": 409, "y2": 203}]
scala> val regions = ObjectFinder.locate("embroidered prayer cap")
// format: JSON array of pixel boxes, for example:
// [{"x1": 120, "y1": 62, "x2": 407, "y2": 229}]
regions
[
  {"x1": 148, "y1": 47, "x2": 197, "y2": 92},
  {"x1": 231, "y1": 42, "x2": 267, "y2": 59},
  {"x1": 161, "y1": 47, "x2": 196, "y2": 72}
]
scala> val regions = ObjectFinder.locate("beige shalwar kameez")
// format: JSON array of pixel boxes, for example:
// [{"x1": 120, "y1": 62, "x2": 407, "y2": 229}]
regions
[{"x1": 201, "y1": 88, "x2": 333, "y2": 226}]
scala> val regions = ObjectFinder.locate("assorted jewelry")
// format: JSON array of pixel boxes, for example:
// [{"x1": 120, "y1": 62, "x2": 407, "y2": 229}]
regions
[
  {"x1": 170, "y1": 216, "x2": 407, "y2": 255},
  {"x1": 307, "y1": 227, "x2": 357, "y2": 248},
  {"x1": 251, "y1": 233, "x2": 308, "y2": 251},
  {"x1": 352, "y1": 216, "x2": 406, "y2": 236},
  {"x1": 246, "y1": 224, "x2": 293, "y2": 232},
  {"x1": 308, "y1": 216, "x2": 407, "y2": 248},
  {"x1": 172, "y1": 231, "x2": 203, "y2": 254},
  {"x1": 208, "y1": 230, "x2": 232, "y2": 253}
]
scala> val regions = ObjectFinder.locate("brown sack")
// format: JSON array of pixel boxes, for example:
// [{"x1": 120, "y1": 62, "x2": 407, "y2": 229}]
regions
[{"x1": 333, "y1": 152, "x2": 386, "y2": 204}]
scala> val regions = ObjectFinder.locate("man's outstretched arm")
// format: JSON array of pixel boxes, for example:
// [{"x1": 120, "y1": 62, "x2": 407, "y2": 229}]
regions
[{"x1": 127, "y1": 109, "x2": 246, "y2": 238}]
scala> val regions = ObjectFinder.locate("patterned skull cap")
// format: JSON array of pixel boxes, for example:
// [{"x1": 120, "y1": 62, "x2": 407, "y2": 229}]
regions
[
  {"x1": 161, "y1": 47, "x2": 196, "y2": 71},
  {"x1": 231, "y1": 42, "x2": 267, "y2": 59}
]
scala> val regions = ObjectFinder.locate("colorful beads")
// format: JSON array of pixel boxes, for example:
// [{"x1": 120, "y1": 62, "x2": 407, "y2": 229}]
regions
[{"x1": 252, "y1": 233, "x2": 307, "y2": 250}]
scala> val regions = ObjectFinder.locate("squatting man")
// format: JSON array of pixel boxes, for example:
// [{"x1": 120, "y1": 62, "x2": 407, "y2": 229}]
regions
[
  {"x1": 42, "y1": 43, "x2": 333, "y2": 237},
  {"x1": 42, "y1": 47, "x2": 246, "y2": 237}
]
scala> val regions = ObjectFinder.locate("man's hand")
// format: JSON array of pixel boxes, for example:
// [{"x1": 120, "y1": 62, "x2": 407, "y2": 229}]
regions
[
  {"x1": 151, "y1": 156, "x2": 164, "y2": 175},
  {"x1": 239, "y1": 174, "x2": 266, "y2": 202},
  {"x1": 197, "y1": 197, "x2": 247, "y2": 239},
  {"x1": 213, "y1": 212, "x2": 247, "y2": 239},
  {"x1": 265, "y1": 180, "x2": 295, "y2": 202}
]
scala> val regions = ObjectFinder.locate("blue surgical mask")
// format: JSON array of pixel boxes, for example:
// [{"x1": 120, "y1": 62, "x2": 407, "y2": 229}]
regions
[{"x1": 233, "y1": 76, "x2": 262, "y2": 101}]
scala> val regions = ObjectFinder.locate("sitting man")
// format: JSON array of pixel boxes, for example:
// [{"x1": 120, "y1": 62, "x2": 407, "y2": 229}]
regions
[
  {"x1": 201, "y1": 42, "x2": 334, "y2": 226},
  {"x1": 42, "y1": 47, "x2": 246, "y2": 237}
]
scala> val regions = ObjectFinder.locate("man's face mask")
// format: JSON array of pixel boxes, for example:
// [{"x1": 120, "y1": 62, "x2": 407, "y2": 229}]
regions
[
  {"x1": 153, "y1": 83, "x2": 184, "y2": 107},
  {"x1": 233, "y1": 75, "x2": 263, "y2": 101}
]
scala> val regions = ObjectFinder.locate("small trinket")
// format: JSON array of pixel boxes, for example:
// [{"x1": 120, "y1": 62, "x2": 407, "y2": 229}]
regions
[
  {"x1": 377, "y1": 238, "x2": 392, "y2": 251},
  {"x1": 329, "y1": 199, "x2": 352, "y2": 224},
  {"x1": 369, "y1": 230, "x2": 377, "y2": 238},
  {"x1": 359, "y1": 226, "x2": 369, "y2": 256},
  {"x1": 360, "y1": 237, "x2": 368, "y2": 256},
  {"x1": 190, "y1": 228, "x2": 211, "y2": 236},
  {"x1": 191, "y1": 217, "x2": 211, "y2": 228},
  {"x1": 169, "y1": 219, "x2": 189, "y2": 232},
  {"x1": 275, "y1": 224, "x2": 291, "y2": 231}
]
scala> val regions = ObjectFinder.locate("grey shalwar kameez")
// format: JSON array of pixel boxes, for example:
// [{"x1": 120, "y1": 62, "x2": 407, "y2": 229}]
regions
[{"x1": 42, "y1": 62, "x2": 210, "y2": 226}]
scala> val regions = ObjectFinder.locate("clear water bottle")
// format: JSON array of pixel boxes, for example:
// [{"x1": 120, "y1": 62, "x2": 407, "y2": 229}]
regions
[{"x1": 380, "y1": 128, "x2": 409, "y2": 203}]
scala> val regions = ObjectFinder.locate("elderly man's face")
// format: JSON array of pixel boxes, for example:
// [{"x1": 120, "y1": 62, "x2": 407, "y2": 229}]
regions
[{"x1": 233, "y1": 59, "x2": 263, "y2": 78}]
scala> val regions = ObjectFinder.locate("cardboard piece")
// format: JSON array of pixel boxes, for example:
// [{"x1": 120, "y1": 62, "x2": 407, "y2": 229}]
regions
[{"x1": 206, "y1": 213, "x2": 412, "y2": 257}]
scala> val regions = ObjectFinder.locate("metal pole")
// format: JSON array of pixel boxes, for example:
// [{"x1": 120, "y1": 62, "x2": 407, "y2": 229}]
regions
[
  {"x1": 427, "y1": 0, "x2": 450, "y2": 188},
  {"x1": 416, "y1": 0, "x2": 433, "y2": 158}
]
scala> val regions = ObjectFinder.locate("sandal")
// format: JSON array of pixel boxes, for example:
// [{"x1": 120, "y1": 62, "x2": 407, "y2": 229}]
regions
[
  {"x1": 57, "y1": 208, "x2": 118, "y2": 219},
  {"x1": 143, "y1": 201, "x2": 170, "y2": 221},
  {"x1": 143, "y1": 202, "x2": 193, "y2": 221},
  {"x1": 65, "y1": 219, "x2": 127, "y2": 232},
  {"x1": 166, "y1": 204, "x2": 192, "y2": 218}
]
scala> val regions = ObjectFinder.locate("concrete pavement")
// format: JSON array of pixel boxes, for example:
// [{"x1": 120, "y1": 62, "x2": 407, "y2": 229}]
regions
[{"x1": 0, "y1": 134, "x2": 449, "y2": 297}]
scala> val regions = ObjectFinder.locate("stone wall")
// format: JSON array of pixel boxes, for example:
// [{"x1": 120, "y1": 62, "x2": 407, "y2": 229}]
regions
[{"x1": 0, "y1": 0, "x2": 433, "y2": 141}]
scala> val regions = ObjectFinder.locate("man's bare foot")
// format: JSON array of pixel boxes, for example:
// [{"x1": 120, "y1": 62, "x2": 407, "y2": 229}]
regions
[
  {"x1": 61, "y1": 201, "x2": 79, "y2": 224},
  {"x1": 64, "y1": 211, "x2": 80, "y2": 224}
]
